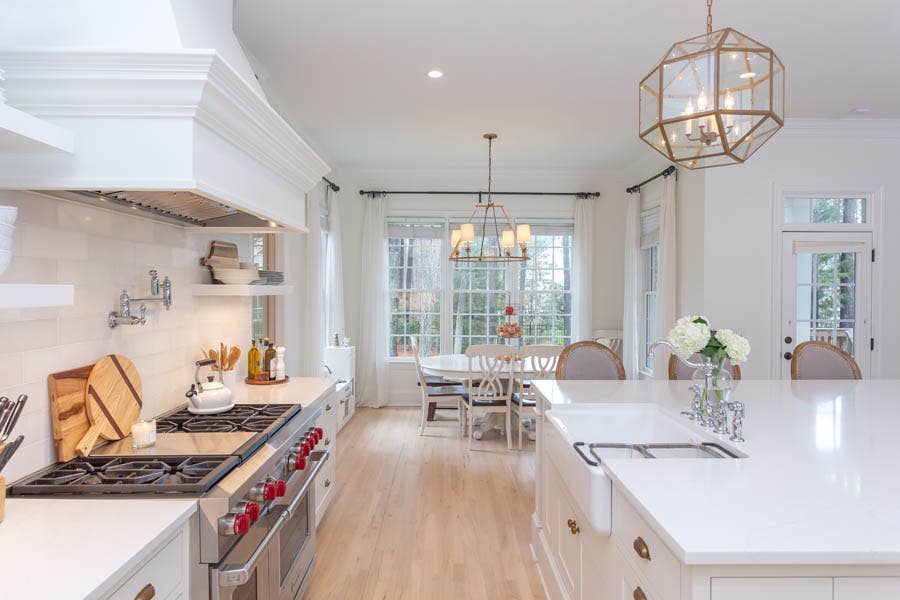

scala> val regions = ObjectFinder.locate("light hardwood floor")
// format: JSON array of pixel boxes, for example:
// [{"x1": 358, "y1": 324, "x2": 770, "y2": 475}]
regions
[{"x1": 306, "y1": 407, "x2": 546, "y2": 600}]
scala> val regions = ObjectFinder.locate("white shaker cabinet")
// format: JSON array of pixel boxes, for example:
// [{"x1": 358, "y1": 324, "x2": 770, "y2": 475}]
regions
[
  {"x1": 834, "y1": 577, "x2": 900, "y2": 597},
  {"x1": 105, "y1": 523, "x2": 189, "y2": 600},
  {"x1": 315, "y1": 391, "x2": 339, "y2": 525},
  {"x1": 710, "y1": 578, "x2": 832, "y2": 600}
]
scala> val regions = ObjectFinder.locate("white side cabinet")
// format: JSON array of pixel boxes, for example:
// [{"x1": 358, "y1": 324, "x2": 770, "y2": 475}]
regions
[
  {"x1": 315, "y1": 392, "x2": 339, "y2": 526},
  {"x1": 104, "y1": 523, "x2": 189, "y2": 600},
  {"x1": 325, "y1": 346, "x2": 356, "y2": 431}
]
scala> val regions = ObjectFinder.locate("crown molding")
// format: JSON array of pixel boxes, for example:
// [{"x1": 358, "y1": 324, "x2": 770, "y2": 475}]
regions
[{"x1": 780, "y1": 118, "x2": 900, "y2": 140}]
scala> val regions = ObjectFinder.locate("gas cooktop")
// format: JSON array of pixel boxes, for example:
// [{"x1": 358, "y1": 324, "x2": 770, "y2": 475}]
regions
[
  {"x1": 8, "y1": 455, "x2": 240, "y2": 495},
  {"x1": 157, "y1": 403, "x2": 299, "y2": 434}
]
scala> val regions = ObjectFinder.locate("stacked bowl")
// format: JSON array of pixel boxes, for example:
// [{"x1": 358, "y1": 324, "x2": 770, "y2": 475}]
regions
[{"x1": 0, "y1": 205, "x2": 16, "y2": 275}]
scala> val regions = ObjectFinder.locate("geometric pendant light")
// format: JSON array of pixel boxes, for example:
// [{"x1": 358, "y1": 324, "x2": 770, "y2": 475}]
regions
[{"x1": 639, "y1": 0, "x2": 785, "y2": 169}]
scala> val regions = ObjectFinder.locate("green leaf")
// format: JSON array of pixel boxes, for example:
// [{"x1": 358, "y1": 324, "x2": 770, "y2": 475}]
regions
[{"x1": 693, "y1": 317, "x2": 709, "y2": 325}]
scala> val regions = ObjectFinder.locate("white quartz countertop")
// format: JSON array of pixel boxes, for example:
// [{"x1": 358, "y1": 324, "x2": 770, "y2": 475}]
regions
[
  {"x1": 0, "y1": 498, "x2": 196, "y2": 599},
  {"x1": 535, "y1": 379, "x2": 900, "y2": 565},
  {"x1": 238, "y1": 376, "x2": 338, "y2": 409}
]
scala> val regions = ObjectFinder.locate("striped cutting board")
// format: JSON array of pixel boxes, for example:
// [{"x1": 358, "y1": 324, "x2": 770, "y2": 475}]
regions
[{"x1": 75, "y1": 355, "x2": 143, "y2": 458}]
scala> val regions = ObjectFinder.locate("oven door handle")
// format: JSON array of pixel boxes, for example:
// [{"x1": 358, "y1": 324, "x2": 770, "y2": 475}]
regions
[{"x1": 217, "y1": 451, "x2": 329, "y2": 587}]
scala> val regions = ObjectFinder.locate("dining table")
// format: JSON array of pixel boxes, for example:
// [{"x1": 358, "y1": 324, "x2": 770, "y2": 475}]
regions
[{"x1": 419, "y1": 353, "x2": 542, "y2": 440}]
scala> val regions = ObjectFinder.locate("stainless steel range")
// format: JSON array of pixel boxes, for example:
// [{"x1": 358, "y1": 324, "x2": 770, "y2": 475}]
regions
[{"x1": 9, "y1": 402, "x2": 329, "y2": 600}]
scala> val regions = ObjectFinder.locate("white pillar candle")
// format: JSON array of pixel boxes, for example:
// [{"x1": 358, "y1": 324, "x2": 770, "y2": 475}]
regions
[{"x1": 131, "y1": 419, "x2": 157, "y2": 449}]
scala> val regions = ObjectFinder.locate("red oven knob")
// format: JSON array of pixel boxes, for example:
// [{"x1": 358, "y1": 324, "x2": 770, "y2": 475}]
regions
[
  {"x1": 294, "y1": 454, "x2": 307, "y2": 471},
  {"x1": 301, "y1": 441, "x2": 311, "y2": 457},
  {"x1": 306, "y1": 434, "x2": 317, "y2": 447},
  {"x1": 274, "y1": 480, "x2": 287, "y2": 497},
  {"x1": 315, "y1": 427, "x2": 324, "y2": 441},
  {"x1": 242, "y1": 501, "x2": 260, "y2": 523},
  {"x1": 250, "y1": 481, "x2": 277, "y2": 502},
  {"x1": 233, "y1": 513, "x2": 251, "y2": 535}
]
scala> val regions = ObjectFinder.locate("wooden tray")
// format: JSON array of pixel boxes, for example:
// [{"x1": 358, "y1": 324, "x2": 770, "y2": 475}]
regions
[{"x1": 245, "y1": 376, "x2": 290, "y2": 386}]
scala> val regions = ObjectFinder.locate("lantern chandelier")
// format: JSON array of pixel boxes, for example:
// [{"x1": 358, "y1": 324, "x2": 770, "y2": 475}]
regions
[
  {"x1": 449, "y1": 133, "x2": 530, "y2": 263},
  {"x1": 639, "y1": 0, "x2": 785, "y2": 169}
]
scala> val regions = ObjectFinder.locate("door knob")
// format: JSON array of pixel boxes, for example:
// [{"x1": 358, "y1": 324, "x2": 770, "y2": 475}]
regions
[
  {"x1": 784, "y1": 352, "x2": 792, "y2": 360},
  {"x1": 784, "y1": 336, "x2": 793, "y2": 344}
]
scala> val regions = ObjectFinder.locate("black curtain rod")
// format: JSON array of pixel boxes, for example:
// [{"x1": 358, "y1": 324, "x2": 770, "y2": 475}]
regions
[
  {"x1": 359, "y1": 190, "x2": 600, "y2": 199},
  {"x1": 625, "y1": 165, "x2": 676, "y2": 194},
  {"x1": 322, "y1": 176, "x2": 340, "y2": 192}
]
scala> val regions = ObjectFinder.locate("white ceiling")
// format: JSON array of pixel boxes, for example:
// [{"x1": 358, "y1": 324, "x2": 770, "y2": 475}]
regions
[{"x1": 234, "y1": 0, "x2": 900, "y2": 170}]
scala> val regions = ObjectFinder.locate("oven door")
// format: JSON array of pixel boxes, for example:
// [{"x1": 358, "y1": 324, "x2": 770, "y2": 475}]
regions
[
  {"x1": 212, "y1": 451, "x2": 328, "y2": 600},
  {"x1": 270, "y1": 451, "x2": 327, "y2": 600}
]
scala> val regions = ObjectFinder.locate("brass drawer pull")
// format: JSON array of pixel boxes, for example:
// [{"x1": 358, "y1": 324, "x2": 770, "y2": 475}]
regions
[
  {"x1": 324, "y1": 478, "x2": 332, "y2": 488},
  {"x1": 566, "y1": 518, "x2": 580, "y2": 535},
  {"x1": 633, "y1": 536, "x2": 651, "y2": 560},
  {"x1": 135, "y1": 583, "x2": 156, "y2": 600},
  {"x1": 633, "y1": 586, "x2": 647, "y2": 600},
  {"x1": 326, "y1": 404, "x2": 333, "y2": 411},
  {"x1": 324, "y1": 438, "x2": 331, "y2": 446}
]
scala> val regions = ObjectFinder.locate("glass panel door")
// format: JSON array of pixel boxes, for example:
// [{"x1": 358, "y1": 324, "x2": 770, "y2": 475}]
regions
[{"x1": 780, "y1": 232, "x2": 872, "y2": 378}]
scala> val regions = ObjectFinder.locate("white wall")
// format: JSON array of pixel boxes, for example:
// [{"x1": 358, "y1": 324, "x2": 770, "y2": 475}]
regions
[
  {"x1": 0, "y1": 191, "x2": 253, "y2": 481},
  {"x1": 334, "y1": 167, "x2": 625, "y2": 405},
  {"x1": 703, "y1": 120, "x2": 900, "y2": 378}
]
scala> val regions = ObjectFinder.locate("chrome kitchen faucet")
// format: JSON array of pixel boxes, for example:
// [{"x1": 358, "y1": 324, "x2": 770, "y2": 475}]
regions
[{"x1": 108, "y1": 269, "x2": 173, "y2": 328}]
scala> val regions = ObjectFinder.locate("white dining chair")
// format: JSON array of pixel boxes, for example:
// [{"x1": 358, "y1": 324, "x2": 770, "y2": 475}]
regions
[
  {"x1": 513, "y1": 344, "x2": 562, "y2": 450},
  {"x1": 592, "y1": 329, "x2": 624, "y2": 358},
  {"x1": 413, "y1": 342, "x2": 465, "y2": 436},
  {"x1": 463, "y1": 344, "x2": 514, "y2": 450}
]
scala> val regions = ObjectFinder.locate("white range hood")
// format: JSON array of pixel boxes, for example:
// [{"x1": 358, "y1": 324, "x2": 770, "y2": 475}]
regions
[{"x1": 0, "y1": 0, "x2": 330, "y2": 232}]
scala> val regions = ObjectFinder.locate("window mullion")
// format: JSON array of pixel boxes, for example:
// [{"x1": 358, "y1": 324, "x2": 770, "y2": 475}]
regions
[{"x1": 440, "y1": 219, "x2": 453, "y2": 355}]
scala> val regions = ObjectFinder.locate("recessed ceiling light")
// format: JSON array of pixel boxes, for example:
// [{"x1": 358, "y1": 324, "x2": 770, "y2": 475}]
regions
[
  {"x1": 851, "y1": 107, "x2": 871, "y2": 114},
  {"x1": 427, "y1": 69, "x2": 444, "y2": 79}
]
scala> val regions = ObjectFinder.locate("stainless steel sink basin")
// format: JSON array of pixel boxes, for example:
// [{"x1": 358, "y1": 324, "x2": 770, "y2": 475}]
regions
[{"x1": 575, "y1": 442, "x2": 739, "y2": 465}]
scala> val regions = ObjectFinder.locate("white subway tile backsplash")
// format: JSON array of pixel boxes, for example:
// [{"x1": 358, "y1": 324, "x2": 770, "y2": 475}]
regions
[
  {"x1": 19, "y1": 223, "x2": 89, "y2": 260},
  {"x1": 0, "y1": 318, "x2": 58, "y2": 351},
  {"x1": 0, "y1": 190, "x2": 252, "y2": 480}
]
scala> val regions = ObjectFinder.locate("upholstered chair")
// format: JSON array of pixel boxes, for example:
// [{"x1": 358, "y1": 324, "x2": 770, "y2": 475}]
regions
[
  {"x1": 790, "y1": 341, "x2": 862, "y2": 380},
  {"x1": 555, "y1": 341, "x2": 626, "y2": 380}
]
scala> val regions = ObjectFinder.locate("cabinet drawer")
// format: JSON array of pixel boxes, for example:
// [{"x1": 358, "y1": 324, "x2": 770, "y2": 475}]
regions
[
  {"x1": 710, "y1": 578, "x2": 832, "y2": 600},
  {"x1": 611, "y1": 489, "x2": 680, "y2": 600},
  {"x1": 108, "y1": 530, "x2": 184, "y2": 600},
  {"x1": 835, "y1": 577, "x2": 900, "y2": 597},
  {"x1": 556, "y1": 485, "x2": 581, "y2": 598}
]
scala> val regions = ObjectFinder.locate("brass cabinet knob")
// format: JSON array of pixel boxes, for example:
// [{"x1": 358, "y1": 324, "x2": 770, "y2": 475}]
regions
[
  {"x1": 326, "y1": 404, "x2": 333, "y2": 411},
  {"x1": 324, "y1": 438, "x2": 331, "y2": 446},
  {"x1": 633, "y1": 586, "x2": 647, "y2": 600},
  {"x1": 633, "y1": 536, "x2": 651, "y2": 561},
  {"x1": 566, "y1": 518, "x2": 580, "y2": 535},
  {"x1": 135, "y1": 583, "x2": 156, "y2": 600},
  {"x1": 324, "y1": 478, "x2": 332, "y2": 488}
]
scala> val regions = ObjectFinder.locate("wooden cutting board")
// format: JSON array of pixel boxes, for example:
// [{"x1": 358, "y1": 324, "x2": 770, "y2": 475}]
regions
[
  {"x1": 48, "y1": 364, "x2": 94, "y2": 462},
  {"x1": 75, "y1": 355, "x2": 143, "y2": 458},
  {"x1": 199, "y1": 240, "x2": 240, "y2": 270}
]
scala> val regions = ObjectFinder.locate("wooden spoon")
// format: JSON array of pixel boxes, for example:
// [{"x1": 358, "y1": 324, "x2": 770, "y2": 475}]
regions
[{"x1": 226, "y1": 346, "x2": 241, "y2": 371}]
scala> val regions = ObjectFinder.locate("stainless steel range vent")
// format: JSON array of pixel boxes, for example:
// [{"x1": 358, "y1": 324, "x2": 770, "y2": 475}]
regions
[{"x1": 33, "y1": 190, "x2": 285, "y2": 231}]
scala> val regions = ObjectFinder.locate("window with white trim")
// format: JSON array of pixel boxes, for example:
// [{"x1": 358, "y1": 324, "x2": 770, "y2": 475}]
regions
[
  {"x1": 387, "y1": 218, "x2": 573, "y2": 358},
  {"x1": 387, "y1": 221, "x2": 443, "y2": 358},
  {"x1": 638, "y1": 189, "x2": 661, "y2": 376}
]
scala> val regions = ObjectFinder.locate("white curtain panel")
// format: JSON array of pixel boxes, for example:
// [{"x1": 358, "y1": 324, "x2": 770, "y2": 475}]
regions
[
  {"x1": 301, "y1": 188, "x2": 325, "y2": 377},
  {"x1": 357, "y1": 196, "x2": 389, "y2": 407},
  {"x1": 652, "y1": 174, "x2": 678, "y2": 378},
  {"x1": 622, "y1": 191, "x2": 642, "y2": 379},
  {"x1": 325, "y1": 187, "x2": 346, "y2": 339},
  {"x1": 572, "y1": 195, "x2": 595, "y2": 341}
]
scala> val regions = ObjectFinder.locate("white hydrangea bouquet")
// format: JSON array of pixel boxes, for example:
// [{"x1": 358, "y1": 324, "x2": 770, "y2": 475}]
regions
[{"x1": 667, "y1": 315, "x2": 750, "y2": 368}]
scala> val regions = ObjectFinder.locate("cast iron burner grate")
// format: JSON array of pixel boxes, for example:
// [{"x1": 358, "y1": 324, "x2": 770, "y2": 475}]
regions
[
  {"x1": 156, "y1": 403, "x2": 298, "y2": 434},
  {"x1": 8, "y1": 455, "x2": 240, "y2": 495}
]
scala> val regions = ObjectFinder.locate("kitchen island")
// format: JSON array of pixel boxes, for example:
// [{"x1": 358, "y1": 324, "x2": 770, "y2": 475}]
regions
[{"x1": 533, "y1": 379, "x2": 900, "y2": 600}]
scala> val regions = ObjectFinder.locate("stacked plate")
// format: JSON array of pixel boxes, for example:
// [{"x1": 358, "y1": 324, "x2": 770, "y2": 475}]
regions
[
  {"x1": 0, "y1": 205, "x2": 17, "y2": 275},
  {"x1": 213, "y1": 263, "x2": 260, "y2": 285},
  {"x1": 256, "y1": 270, "x2": 285, "y2": 285}
]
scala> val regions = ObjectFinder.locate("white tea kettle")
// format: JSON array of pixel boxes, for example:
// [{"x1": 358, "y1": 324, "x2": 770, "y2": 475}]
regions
[{"x1": 185, "y1": 358, "x2": 234, "y2": 414}]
